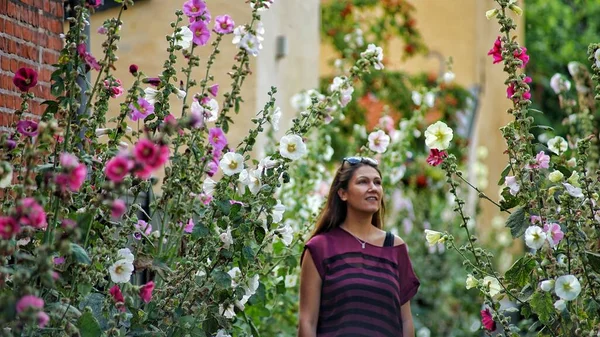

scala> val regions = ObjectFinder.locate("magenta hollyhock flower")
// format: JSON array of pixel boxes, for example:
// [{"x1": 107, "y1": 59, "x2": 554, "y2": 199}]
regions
[
  {"x1": 104, "y1": 156, "x2": 134, "y2": 182},
  {"x1": 68, "y1": 163, "x2": 87, "y2": 191},
  {"x1": 104, "y1": 79, "x2": 125, "y2": 98},
  {"x1": 4, "y1": 138, "x2": 16, "y2": 150},
  {"x1": 139, "y1": 281, "x2": 155, "y2": 303},
  {"x1": 109, "y1": 285, "x2": 125, "y2": 303},
  {"x1": 487, "y1": 36, "x2": 503, "y2": 64},
  {"x1": 426, "y1": 148, "x2": 447, "y2": 166},
  {"x1": 190, "y1": 20, "x2": 211, "y2": 46},
  {"x1": 13, "y1": 67, "x2": 38, "y2": 92},
  {"x1": 514, "y1": 47, "x2": 530, "y2": 68},
  {"x1": 206, "y1": 158, "x2": 218, "y2": 177},
  {"x1": 97, "y1": 26, "x2": 108, "y2": 35},
  {"x1": 111, "y1": 199, "x2": 126, "y2": 218},
  {"x1": 133, "y1": 139, "x2": 170, "y2": 169},
  {"x1": 53, "y1": 256, "x2": 65, "y2": 265},
  {"x1": 134, "y1": 220, "x2": 152, "y2": 240},
  {"x1": 208, "y1": 127, "x2": 227, "y2": 151},
  {"x1": 183, "y1": 0, "x2": 206, "y2": 17},
  {"x1": 183, "y1": 218, "x2": 195, "y2": 233},
  {"x1": 506, "y1": 76, "x2": 532, "y2": 101},
  {"x1": 208, "y1": 84, "x2": 219, "y2": 97},
  {"x1": 77, "y1": 44, "x2": 101, "y2": 71},
  {"x1": 543, "y1": 223, "x2": 564, "y2": 247},
  {"x1": 37, "y1": 311, "x2": 49, "y2": 328},
  {"x1": 129, "y1": 64, "x2": 139, "y2": 76},
  {"x1": 0, "y1": 216, "x2": 20, "y2": 239},
  {"x1": 16, "y1": 120, "x2": 39, "y2": 137},
  {"x1": 129, "y1": 97, "x2": 155, "y2": 121},
  {"x1": 145, "y1": 77, "x2": 161, "y2": 87},
  {"x1": 198, "y1": 193, "x2": 212, "y2": 205},
  {"x1": 57, "y1": 153, "x2": 87, "y2": 192},
  {"x1": 481, "y1": 308, "x2": 496, "y2": 331},
  {"x1": 16, "y1": 295, "x2": 44, "y2": 313},
  {"x1": 15, "y1": 198, "x2": 47, "y2": 229},
  {"x1": 214, "y1": 15, "x2": 235, "y2": 34}
]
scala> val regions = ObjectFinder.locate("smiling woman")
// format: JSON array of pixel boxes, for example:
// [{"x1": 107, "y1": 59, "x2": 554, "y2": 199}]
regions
[{"x1": 298, "y1": 158, "x2": 420, "y2": 337}]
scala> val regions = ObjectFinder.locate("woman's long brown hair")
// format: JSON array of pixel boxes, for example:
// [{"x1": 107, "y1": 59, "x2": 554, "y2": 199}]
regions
[{"x1": 310, "y1": 161, "x2": 385, "y2": 239}]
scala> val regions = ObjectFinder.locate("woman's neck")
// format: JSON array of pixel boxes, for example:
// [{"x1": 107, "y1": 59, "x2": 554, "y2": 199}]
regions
[{"x1": 340, "y1": 210, "x2": 376, "y2": 237}]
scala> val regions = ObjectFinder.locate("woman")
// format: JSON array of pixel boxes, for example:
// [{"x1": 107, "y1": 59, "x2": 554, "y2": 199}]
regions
[{"x1": 298, "y1": 157, "x2": 420, "y2": 337}]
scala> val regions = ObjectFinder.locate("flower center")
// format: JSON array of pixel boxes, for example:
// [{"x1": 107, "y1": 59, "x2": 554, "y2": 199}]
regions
[
  {"x1": 228, "y1": 161, "x2": 238, "y2": 170},
  {"x1": 191, "y1": 6, "x2": 198, "y2": 12},
  {"x1": 563, "y1": 283, "x2": 572, "y2": 291},
  {"x1": 287, "y1": 143, "x2": 296, "y2": 153},
  {"x1": 115, "y1": 265, "x2": 124, "y2": 274},
  {"x1": 374, "y1": 138, "x2": 380, "y2": 146}
]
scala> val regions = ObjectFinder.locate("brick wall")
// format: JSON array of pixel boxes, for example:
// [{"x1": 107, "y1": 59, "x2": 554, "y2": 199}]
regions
[{"x1": 0, "y1": 0, "x2": 64, "y2": 129}]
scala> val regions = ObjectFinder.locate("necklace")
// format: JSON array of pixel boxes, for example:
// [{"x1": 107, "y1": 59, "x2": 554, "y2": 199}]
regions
[{"x1": 342, "y1": 227, "x2": 367, "y2": 249}]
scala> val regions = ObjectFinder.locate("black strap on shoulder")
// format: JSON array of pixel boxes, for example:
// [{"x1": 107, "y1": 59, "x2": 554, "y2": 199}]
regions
[{"x1": 383, "y1": 231, "x2": 394, "y2": 247}]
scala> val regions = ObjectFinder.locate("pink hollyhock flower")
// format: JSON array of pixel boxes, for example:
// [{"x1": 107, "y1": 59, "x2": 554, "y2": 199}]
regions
[
  {"x1": 426, "y1": 148, "x2": 447, "y2": 166},
  {"x1": 103, "y1": 79, "x2": 125, "y2": 98},
  {"x1": 198, "y1": 193, "x2": 212, "y2": 205},
  {"x1": 111, "y1": 199, "x2": 127, "y2": 218},
  {"x1": 183, "y1": 0, "x2": 206, "y2": 17},
  {"x1": 97, "y1": 26, "x2": 108, "y2": 34},
  {"x1": 12, "y1": 67, "x2": 38, "y2": 92},
  {"x1": 214, "y1": 15, "x2": 235, "y2": 34},
  {"x1": 530, "y1": 215, "x2": 542, "y2": 224},
  {"x1": 59, "y1": 153, "x2": 78, "y2": 168},
  {"x1": 208, "y1": 84, "x2": 219, "y2": 97},
  {"x1": 37, "y1": 311, "x2": 49, "y2": 328},
  {"x1": 229, "y1": 200, "x2": 244, "y2": 206},
  {"x1": 190, "y1": 20, "x2": 211, "y2": 46},
  {"x1": 68, "y1": 163, "x2": 87, "y2": 191},
  {"x1": 16, "y1": 295, "x2": 44, "y2": 313},
  {"x1": 109, "y1": 285, "x2": 125, "y2": 303},
  {"x1": 528, "y1": 151, "x2": 550, "y2": 169},
  {"x1": 133, "y1": 139, "x2": 170, "y2": 170},
  {"x1": 183, "y1": 218, "x2": 195, "y2": 233},
  {"x1": 481, "y1": 308, "x2": 496, "y2": 331},
  {"x1": 206, "y1": 157, "x2": 219, "y2": 177},
  {"x1": 86, "y1": 0, "x2": 102, "y2": 8},
  {"x1": 129, "y1": 97, "x2": 155, "y2": 121},
  {"x1": 543, "y1": 223, "x2": 564, "y2": 248},
  {"x1": 57, "y1": 153, "x2": 87, "y2": 192},
  {"x1": 514, "y1": 47, "x2": 530, "y2": 68},
  {"x1": 15, "y1": 198, "x2": 47, "y2": 229},
  {"x1": 16, "y1": 120, "x2": 39, "y2": 137},
  {"x1": 105, "y1": 156, "x2": 134, "y2": 182},
  {"x1": 208, "y1": 127, "x2": 227, "y2": 151},
  {"x1": 134, "y1": 220, "x2": 152, "y2": 240},
  {"x1": 53, "y1": 256, "x2": 65, "y2": 265},
  {"x1": 0, "y1": 216, "x2": 20, "y2": 239},
  {"x1": 507, "y1": 76, "x2": 532, "y2": 101},
  {"x1": 139, "y1": 281, "x2": 155, "y2": 303},
  {"x1": 77, "y1": 44, "x2": 101, "y2": 71},
  {"x1": 487, "y1": 36, "x2": 503, "y2": 64}
]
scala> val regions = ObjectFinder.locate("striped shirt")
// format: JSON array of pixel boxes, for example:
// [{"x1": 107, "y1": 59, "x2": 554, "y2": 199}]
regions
[{"x1": 303, "y1": 226, "x2": 420, "y2": 337}]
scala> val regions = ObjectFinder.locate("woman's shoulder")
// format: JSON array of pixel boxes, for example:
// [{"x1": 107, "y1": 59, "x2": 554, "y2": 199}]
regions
[
  {"x1": 305, "y1": 227, "x2": 340, "y2": 247},
  {"x1": 392, "y1": 234, "x2": 406, "y2": 247}
]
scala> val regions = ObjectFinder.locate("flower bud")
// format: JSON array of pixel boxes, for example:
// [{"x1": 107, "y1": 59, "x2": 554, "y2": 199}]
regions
[
  {"x1": 485, "y1": 8, "x2": 499, "y2": 20},
  {"x1": 129, "y1": 64, "x2": 138, "y2": 76},
  {"x1": 509, "y1": 4, "x2": 523, "y2": 16},
  {"x1": 548, "y1": 170, "x2": 564, "y2": 183},
  {"x1": 566, "y1": 158, "x2": 577, "y2": 167},
  {"x1": 540, "y1": 279, "x2": 555, "y2": 292}
]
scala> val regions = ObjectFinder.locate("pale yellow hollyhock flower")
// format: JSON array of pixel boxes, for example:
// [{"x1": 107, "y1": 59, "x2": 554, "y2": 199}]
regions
[
  {"x1": 424, "y1": 121, "x2": 453, "y2": 150},
  {"x1": 466, "y1": 274, "x2": 479, "y2": 289},
  {"x1": 424, "y1": 229, "x2": 445, "y2": 247},
  {"x1": 485, "y1": 9, "x2": 499, "y2": 19},
  {"x1": 482, "y1": 276, "x2": 502, "y2": 297},
  {"x1": 548, "y1": 170, "x2": 564, "y2": 183}
]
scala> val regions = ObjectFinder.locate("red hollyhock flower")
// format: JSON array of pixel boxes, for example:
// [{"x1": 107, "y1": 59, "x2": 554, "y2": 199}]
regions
[
  {"x1": 13, "y1": 67, "x2": 38, "y2": 92},
  {"x1": 481, "y1": 308, "x2": 496, "y2": 331},
  {"x1": 139, "y1": 281, "x2": 155, "y2": 303},
  {"x1": 426, "y1": 148, "x2": 448, "y2": 166},
  {"x1": 487, "y1": 36, "x2": 503, "y2": 64}
]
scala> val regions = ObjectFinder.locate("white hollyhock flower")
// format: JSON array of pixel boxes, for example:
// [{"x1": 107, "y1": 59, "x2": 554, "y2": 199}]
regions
[
  {"x1": 175, "y1": 89, "x2": 187, "y2": 100},
  {"x1": 548, "y1": 170, "x2": 564, "y2": 183},
  {"x1": 547, "y1": 136, "x2": 568, "y2": 155},
  {"x1": 550, "y1": 74, "x2": 571, "y2": 94},
  {"x1": 191, "y1": 98, "x2": 219, "y2": 123},
  {"x1": 239, "y1": 169, "x2": 261, "y2": 195},
  {"x1": 144, "y1": 87, "x2": 160, "y2": 105},
  {"x1": 290, "y1": 92, "x2": 311, "y2": 112},
  {"x1": 173, "y1": 26, "x2": 193, "y2": 49},
  {"x1": 285, "y1": 274, "x2": 298, "y2": 288},
  {"x1": 360, "y1": 43, "x2": 384, "y2": 70},
  {"x1": 424, "y1": 121, "x2": 454, "y2": 150},
  {"x1": 555, "y1": 275, "x2": 581, "y2": 301},
  {"x1": 247, "y1": 274, "x2": 260, "y2": 295},
  {"x1": 554, "y1": 299, "x2": 567, "y2": 311},
  {"x1": 504, "y1": 176, "x2": 520, "y2": 196},
  {"x1": 271, "y1": 106, "x2": 281, "y2": 131},
  {"x1": 232, "y1": 25, "x2": 246, "y2": 46},
  {"x1": 330, "y1": 76, "x2": 346, "y2": 92},
  {"x1": 424, "y1": 92, "x2": 436, "y2": 107},
  {"x1": 595, "y1": 49, "x2": 600, "y2": 68},
  {"x1": 563, "y1": 183, "x2": 584, "y2": 198},
  {"x1": 276, "y1": 222, "x2": 294, "y2": 246},
  {"x1": 279, "y1": 134, "x2": 307, "y2": 160},
  {"x1": 203, "y1": 177, "x2": 217, "y2": 195},
  {"x1": 482, "y1": 276, "x2": 502, "y2": 297},
  {"x1": 540, "y1": 279, "x2": 555, "y2": 292},
  {"x1": 272, "y1": 200, "x2": 285, "y2": 223},
  {"x1": 227, "y1": 267, "x2": 241, "y2": 285},
  {"x1": 219, "y1": 152, "x2": 245, "y2": 176},
  {"x1": 240, "y1": 33, "x2": 261, "y2": 57},
  {"x1": 465, "y1": 274, "x2": 479, "y2": 289},
  {"x1": 220, "y1": 304, "x2": 236, "y2": 319},
  {"x1": 220, "y1": 226, "x2": 233, "y2": 249},
  {"x1": 424, "y1": 229, "x2": 444, "y2": 247},
  {"x1": 443, "y1": 71, "x2": 455, "y2": 83},
  {"x1": 367, "y1": 130, "x2": 391, "y2": 153},
  {"x1": 411, "y1": 91, "x2": 422, "y2": 105},
  {"x1": 109, "y1": 259, "x2": 134, "y2": 283},
  {"x1": 0, "y1": 162, "x2": 13, "y2": 188},
  {"x1": 524, "y1": 226, "x2": 546, "y2": 250},
  {"x1": 250, "y1": 0, "x2": 274, "y2": 11},
  {"x1": 258, "y1": 156, "x2": 278, "y2": 172},
  {"x1": 117, "y1": 248, "x2": 135, "y2": 263},
  {"x1": 339, "y1": 86, "x2": 354, "y2": 107},
  {"x1": 215, "y1": 329, "x2": 232, "y2": 337}
]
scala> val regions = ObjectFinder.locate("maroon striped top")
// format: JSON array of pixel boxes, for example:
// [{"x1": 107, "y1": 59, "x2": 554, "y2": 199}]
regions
[{"x1": 304, "y1": 226, "x2": 420, "y2": 337}]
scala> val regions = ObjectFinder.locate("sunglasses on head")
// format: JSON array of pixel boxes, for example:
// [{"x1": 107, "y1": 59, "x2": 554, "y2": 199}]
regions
[{"x1": 342, "y1": 157, "x2": 378, "y2": 166}]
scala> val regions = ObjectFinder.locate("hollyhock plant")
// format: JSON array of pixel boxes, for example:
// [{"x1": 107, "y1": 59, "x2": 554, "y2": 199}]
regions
[
  {"x1": 139, "y1": 281, "x2": 155, "y2": 303},
  {"x1": 109, "y1": 285, "x2": 125, "y2": 303},
  {"x1": 524, "y1": 226, "x2": 546, "y2": 250},
  {"x1": 527, "y1": 151, "x2": 550, "y2": 169},
  {"x1": 109, "y1": 259, "x2": 134, "y2": 283},
  {"x1": 133, "y1": 139, "x2": 170, "y2": 170},
  {"x1": 173, "y1": 26, "x2": 194, "y2": 49},
  {"x1": 12, "y1": 67, "x2": 38, "y2": 92},
  {"x1": 547, "y1": 136, "x2": 568, "y2": 155},
  {"x1": 219, "y1": 152, "x2": 245, "y2": 176},
  {"x1": 129, "y1": 97, "x2": 155, "y2": 121},
  {"x1": 504, "y1": 176, "x2": 520, "y2": 196},
  {"x1": 506, "y1": 76, "x2": 532, "y2": 101},
  {"x1": 16, "y1": 120, "x2": 39, "y2": 137},
  {"x1": 103, "y1": 79, "x2": 125, "y2": 98},
  {"x1": 190, "y1": 20, "x2": 211, "y2": 46},
  {"x1": 214, "y1": 15, "x2": 235, "y2": 34},
  {"x1": 77, "y1": 44, "x2": 101, "y2": 71},
  {"x1": 514, "y1": 46, "x2": 530, "y2": 68},
  {"x1": 56, "y1": 153, "x2": 87, "y2": 192},
  {"x1": 555, "y1": 275, "x2": 581, "y2": 301}
]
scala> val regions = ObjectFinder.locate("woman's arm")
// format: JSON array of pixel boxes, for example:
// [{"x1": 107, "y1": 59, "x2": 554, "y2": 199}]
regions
[
  {"x1": 401, "y1": 301, "x2": 415, "y2": 337},
  {"x1": 298, "y1": 250, "x2": 322, "y2": 337}
]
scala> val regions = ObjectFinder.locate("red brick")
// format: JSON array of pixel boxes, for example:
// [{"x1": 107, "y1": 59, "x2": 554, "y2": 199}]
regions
[
  {"x1": 47, "y1": 35, "x2": 62, "y2": 50},
  {"x1": 42, "y1": 0, "x2": 49, "y2": 13},
  {"x1": 21, "y1": 25, "x2": 35, "y2": 42},
  {"x1": 4, "y1": 19, "x2": 14, "y2": 36},
  {"x1": 42, "y1": 49, "x2": 59, "y2": 65},
  {"x1": 6, "y1": 2, "x2": 17, "y2": 19},
  {"x1": 1, "y1": 55, "x2": 11, "y2": 71},
  {"x1": 39, "y1": 67, "x2": 52, "y2": 82},
  {"x1": 0, "y1": 0, "x2": 7, "y2": 12}
]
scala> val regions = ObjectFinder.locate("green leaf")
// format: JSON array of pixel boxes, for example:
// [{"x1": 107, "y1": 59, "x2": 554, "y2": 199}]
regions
[
  {"x1": 530, "y1": 291, "x2": 554, "y2": 324},
  {"x1": 254, "y1": 226, "x2": 266, "y2": 244},
  {"x1": 211, "y1": 270, "x2": 232, "y2": 289},
  {"x1": 585, "y1": 251, "x2": 600, "y2": 273},
  {"x1": 77, "y1": 283, "x2": 92, "y2": 296},
  {"x1": 529, "y1": 124, "x2": 554, "y2": 131},
  {"x1": 505, "y1": 207, "x2": 527, "y2": 238},
  {"x1": 497, "y1": 164, "x2": 512, "y2": 186},
  {"x1": 77, "y1": 312, "x2": 102, "y2": 337},
  {"x1": 505, "y1": 256, "x2": 536, "y2": 288},
  {"x1": 241, "y1": 311, "x2": 261, "y2": 337},
  {"x1": 70, "y1": 243, "x2": 92, "y2": 265}
]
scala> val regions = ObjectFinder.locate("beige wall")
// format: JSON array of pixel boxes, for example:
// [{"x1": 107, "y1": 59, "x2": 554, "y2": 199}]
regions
[{"x1": 320, "y1": 0, "x2": 523, "y2": 231}]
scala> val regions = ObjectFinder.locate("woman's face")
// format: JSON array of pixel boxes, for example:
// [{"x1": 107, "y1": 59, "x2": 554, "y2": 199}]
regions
[{"x1": 338, "y1": 165, "x2": 383, "y2": 214}]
